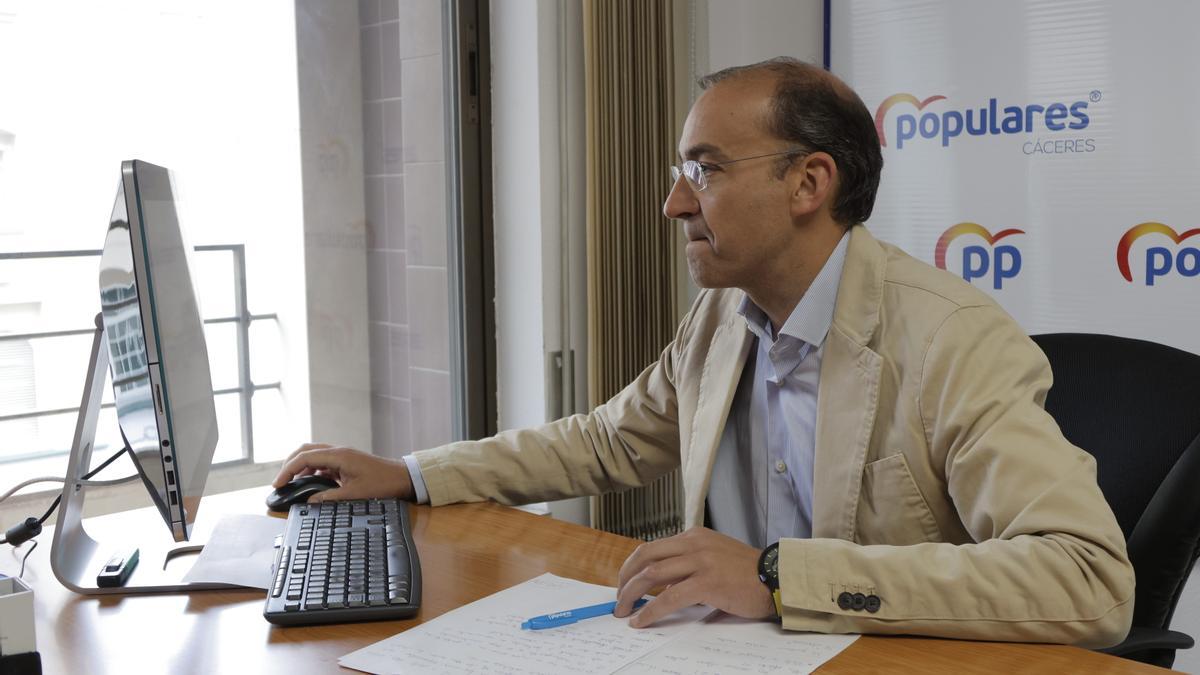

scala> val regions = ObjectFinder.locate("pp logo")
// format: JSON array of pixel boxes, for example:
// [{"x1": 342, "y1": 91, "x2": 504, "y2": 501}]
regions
[
  {"x1": 934, "y1": 223, "x2": 1025, "y2": 290},
  {"x1": 1117, "y1": 222, "x2": 1200, "y2": 285},
  {"x1": 874, "y1": 93, "x2": 946, "y2": 147}
]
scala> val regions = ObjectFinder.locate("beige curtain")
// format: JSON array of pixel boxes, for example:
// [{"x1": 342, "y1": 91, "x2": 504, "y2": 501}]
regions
[{"x1": 583, "y1": 0, "x2": 685, "y2": 540}]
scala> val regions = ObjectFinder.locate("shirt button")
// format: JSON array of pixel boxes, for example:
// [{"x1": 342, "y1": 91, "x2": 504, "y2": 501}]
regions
[{"x1": 775, "y1": 460, "x2": 787, "y2": 473}]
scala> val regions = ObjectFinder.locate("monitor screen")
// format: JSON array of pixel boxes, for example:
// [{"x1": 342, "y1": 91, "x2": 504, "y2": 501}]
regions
[{"x1": 98, "y1": 160, "x2": 218, "y2": 542}]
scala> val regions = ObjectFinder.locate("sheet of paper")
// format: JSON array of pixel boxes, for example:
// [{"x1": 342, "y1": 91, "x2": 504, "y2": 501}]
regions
[
  {"x1": 338, "y1": 573, "x2": 711, "y2": 675},
  {"x1": 180, "y1": 513, "x2": 285, "y2": 590},
  {"x1": 617, "y1": 612, "x2": 858, "y2": 674}
]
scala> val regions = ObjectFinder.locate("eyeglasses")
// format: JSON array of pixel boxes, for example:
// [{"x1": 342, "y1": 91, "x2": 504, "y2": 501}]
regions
[{"x1": 669, "y1": 148, "x2": 808, "y2": 192}]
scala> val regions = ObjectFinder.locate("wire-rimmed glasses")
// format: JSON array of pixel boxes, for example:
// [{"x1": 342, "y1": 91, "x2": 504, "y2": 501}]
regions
[{"x1": 669, "y1": 148, "x2": 808, "y2": 191}]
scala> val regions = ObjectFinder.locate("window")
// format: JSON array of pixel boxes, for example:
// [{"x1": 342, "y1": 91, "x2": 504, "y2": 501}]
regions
[
  {"x1": 0, "y1": 0, "x2": 494, "y2": 510},
  {"x1": 0, "y1": 0, "x2": 300, "y2": 490}
]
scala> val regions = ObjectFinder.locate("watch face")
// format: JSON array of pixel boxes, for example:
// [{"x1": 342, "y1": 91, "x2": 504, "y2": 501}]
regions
[{"x1": 758, "y1": 543, "x2": 780, "y2": 591}]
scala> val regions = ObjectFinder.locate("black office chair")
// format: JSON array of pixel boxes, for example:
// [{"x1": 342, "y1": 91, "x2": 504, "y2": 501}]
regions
[{"x1": 1032, "y1": 333, "x2": 1200, "y2": 669}]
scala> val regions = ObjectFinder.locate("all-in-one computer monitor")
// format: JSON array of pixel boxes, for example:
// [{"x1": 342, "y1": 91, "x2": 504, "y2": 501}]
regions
[
  {"x1": 99, "y1": 159, "x2": 218, "y2": 542},
  {"x1": 51, "y1": 160, "x2": 228, "y2": 593}
]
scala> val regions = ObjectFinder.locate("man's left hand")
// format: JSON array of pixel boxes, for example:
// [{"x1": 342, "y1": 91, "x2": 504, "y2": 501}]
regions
[{"x1": 614, "y1": 527, "x2": 776, "y2": 628}]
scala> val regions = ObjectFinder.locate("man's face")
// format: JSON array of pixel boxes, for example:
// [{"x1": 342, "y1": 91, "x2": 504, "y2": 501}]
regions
[{"x1": 663, "y1": 77, "x2": 799, "y2": 290}]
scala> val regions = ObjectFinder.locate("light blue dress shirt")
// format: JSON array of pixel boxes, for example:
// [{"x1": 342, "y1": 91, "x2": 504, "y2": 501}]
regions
[
  {"x1": 406, "y1": 232, "x2": 850, "y2": 549},
  {"x1": 707, "y1": 232, "x2": 849, "y2": 548}
]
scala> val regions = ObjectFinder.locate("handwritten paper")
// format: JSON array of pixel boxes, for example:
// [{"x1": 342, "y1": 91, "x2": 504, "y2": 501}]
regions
[
  {"x1": 339, "y1": 574, "x2": 856, "y2": 675},
  {"x1": 339, "y1": 574, "x2": 708, "y2": 675},
  {"x1": 618, "y1": 613, "x2": 857, "y2": 674}
]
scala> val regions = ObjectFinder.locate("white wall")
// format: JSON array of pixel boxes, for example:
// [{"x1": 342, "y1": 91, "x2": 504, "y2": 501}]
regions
[
  {"x1": 490, "y1": 0, "x2": 589, "y2": 525},
  {"x1": 491, "y1": 1, "x2": 548, "y2": 434},
  {"x1": 701, "y1": 0, "x2": 824, "y2": 74}
]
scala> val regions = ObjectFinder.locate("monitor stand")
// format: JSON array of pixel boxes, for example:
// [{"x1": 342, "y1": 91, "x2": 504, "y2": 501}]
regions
[{"x1": 49, "y1": 315, "x2": 241, "y2": 595}]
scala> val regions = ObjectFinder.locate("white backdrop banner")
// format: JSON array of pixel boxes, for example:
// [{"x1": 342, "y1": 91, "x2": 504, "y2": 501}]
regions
[{"x1": 830, "y1": 0, "x2": 1200, "y2": 356}]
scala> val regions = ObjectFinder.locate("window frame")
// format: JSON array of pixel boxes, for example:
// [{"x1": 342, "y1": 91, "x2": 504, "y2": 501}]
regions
[{"x1": 0, "y1": 245, "x2": 278, "y2": 471}]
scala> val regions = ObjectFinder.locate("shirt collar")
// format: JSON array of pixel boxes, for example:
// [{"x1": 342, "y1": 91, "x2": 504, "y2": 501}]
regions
[{"x1": 736, "y1": 230, "x2": 850, "y2": 348}]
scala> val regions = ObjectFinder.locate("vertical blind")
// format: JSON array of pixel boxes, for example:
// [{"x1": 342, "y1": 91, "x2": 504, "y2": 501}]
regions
[{"x1": 583, "y1": 0, "x2": 683, "y2": 540}]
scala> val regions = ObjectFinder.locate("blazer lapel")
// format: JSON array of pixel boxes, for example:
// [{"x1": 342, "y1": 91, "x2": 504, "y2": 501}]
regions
[
  {"x1": 683, "y1": 317, "x2": 752, "y2": 529},
  {"x1": 812, "y1": 330, "x2": 881, "y2": 540},
  {"x1": 811, "y1": 226, "x2": 887, "y2": 541}
]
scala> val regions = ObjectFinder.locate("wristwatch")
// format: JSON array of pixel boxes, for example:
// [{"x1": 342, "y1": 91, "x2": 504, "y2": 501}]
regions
[{"x1": 757, "y1": 541, "x2": 783, "y2": 617}]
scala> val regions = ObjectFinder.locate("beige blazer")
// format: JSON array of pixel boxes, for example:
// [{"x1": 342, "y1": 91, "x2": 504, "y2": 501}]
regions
[{"x1": 413, "y1": 226, "x2": 1134, "y2": 648}]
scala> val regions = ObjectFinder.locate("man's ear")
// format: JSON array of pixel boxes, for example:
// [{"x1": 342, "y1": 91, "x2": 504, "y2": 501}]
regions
[{"x1": 790, "y1": 152, "x2": 837, "y2": 219}]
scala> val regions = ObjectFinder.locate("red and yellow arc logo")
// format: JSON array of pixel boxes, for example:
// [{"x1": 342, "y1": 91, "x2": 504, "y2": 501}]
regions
[
  {"x1": 934, "y1": 223, "x2": 1025, "y2": 269},
  {"x1": 874, "y1": 93, "x2": 947, "y2": 147},
  {"x1": 1116, "y1": 222, "x2": 1200, "y2": 282}
]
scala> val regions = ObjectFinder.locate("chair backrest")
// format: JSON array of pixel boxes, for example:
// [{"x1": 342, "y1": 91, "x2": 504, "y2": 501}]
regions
[{"x1": 1032, "y1": 333, "x2": 1200, "y2": 632}]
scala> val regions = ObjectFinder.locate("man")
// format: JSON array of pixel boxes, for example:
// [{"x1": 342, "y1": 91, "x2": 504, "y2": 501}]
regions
[{"x1": 275, "y1": 57, "x2": 1134, "y2": 647}]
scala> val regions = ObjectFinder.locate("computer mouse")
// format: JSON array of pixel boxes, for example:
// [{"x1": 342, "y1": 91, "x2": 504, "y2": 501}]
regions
[{"x1": 265, "y1": 475, "x2": 340, "y2": 512}]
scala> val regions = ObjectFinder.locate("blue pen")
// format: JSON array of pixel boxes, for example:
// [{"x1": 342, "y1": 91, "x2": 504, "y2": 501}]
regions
[{"x1": 521, "y1": 598, "x2": 649, "y2": 630}]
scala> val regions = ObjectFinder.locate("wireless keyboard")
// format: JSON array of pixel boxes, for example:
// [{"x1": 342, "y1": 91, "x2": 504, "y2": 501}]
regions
[{"x1": 263, "y1": 498, "x2": 421, "y2": 626}]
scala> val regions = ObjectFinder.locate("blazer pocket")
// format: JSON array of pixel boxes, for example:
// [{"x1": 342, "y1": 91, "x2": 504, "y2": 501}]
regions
[{"x1": 857, "y1": 453, "x2": 943, "y2": 546}]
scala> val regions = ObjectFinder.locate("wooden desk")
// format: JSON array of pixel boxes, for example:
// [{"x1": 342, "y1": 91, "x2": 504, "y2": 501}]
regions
[{"x1": 5, "y1": 487, "x2": 1170, "y2": 674}]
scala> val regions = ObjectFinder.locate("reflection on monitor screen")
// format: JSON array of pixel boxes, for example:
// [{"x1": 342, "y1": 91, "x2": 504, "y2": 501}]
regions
[{"x1": 98, "y1": 160, "x2": 218, "y2": 542}]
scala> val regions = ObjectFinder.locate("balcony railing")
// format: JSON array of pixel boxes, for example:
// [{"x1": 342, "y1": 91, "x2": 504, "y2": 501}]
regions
[{"x1": 0, "y1": 244, "x2": 279, "y2": 466}]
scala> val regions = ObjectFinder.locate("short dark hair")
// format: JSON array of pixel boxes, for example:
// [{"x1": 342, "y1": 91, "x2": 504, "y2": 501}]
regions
[{"x1": 698, "y1": 57, "x2": 883, "y2": 226}]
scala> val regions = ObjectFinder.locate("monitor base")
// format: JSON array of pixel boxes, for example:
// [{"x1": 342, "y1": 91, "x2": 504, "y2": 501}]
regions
[{"x1": 49, "y1": 316, "x2": 240, "y2": 595}]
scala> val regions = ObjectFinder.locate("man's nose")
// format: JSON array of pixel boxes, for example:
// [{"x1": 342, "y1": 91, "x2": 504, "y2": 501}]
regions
[{"x1": 663, "y1": 175, "x2": 699, "y2": 221}]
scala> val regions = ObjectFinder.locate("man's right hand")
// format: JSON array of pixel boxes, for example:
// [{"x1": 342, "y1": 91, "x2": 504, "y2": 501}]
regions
[{"x1": 272, "y1": 443, "x2": 416, "y2": 503}]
